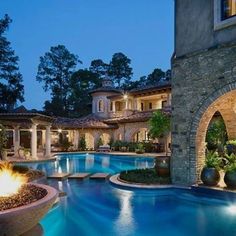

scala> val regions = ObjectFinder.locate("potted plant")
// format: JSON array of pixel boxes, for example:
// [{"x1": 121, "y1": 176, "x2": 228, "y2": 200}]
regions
[
  {"x1": 200, "y1": 151, "x2": 221, "y2": 186},
  {"x1": 226, "y1": 140, "x2": 236, "y2": 155},
  {"x1": 0, "y1": 124, "x2": 7, "y2": 160},
  {"x1": 224, "y1": 153, "x2": 236, "y2": 189},
  {"x1": 135, "y1": 143, "x2": 145, "y2": 154}
]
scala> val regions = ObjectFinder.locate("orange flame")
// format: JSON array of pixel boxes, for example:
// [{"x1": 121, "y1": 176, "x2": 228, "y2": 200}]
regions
[{"x1": 0, "y1": 162, "x2": 28, "y2": 197}]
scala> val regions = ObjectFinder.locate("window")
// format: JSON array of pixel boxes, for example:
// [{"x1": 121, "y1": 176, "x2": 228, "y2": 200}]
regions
[
  {"x1": 222, "y1": 0, "x2": 236, "y2": 20},
  {"x1": 97, "y1": 100, "x2": 104, "y2": 112},
  {"x1": 110, "y1": 102, "x2": 113, "y2": 112},
  {"x1": 162, "y1": 100, "x2": 167, "y2": 108},
  {"x1": 214, "y1": 0, "x2": 236, "y2": 30},
  {"x1": 141, "y1": 103, "x2": 144, "y2": 111},
  {"x1": 149, "y1": 103, "x2": 152, "y2": 110}
]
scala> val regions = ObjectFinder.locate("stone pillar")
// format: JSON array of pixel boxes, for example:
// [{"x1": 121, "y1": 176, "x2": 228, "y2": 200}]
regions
[
  {"x1": 112, "y1": 101, "x2": 116, "y2": 112},
  {"x1": 42, "y1": 130, "x2": 46, "y2": 147},
  {"x1": 31, "y1": 124, "x2": 37, "y2": 159},
  {"x1": 45, "y1": 126, "x2": 51, "y2": 157},
  {"x1": 73, "y1": 130, "x2": 79, "y2": 150},
  {"x1": 125, "y1": 99, "x2": 128, "y2": 110},
  {"x1": 13, "y1": 126, "x2": 20, "y2": 156}
]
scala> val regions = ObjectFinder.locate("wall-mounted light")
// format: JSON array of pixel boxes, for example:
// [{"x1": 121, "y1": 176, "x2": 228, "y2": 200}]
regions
[
  {"x1": 29, "y1": 129, "x2": 33, "y2": 132},
  {"x1": 123, "y1": 94, "x2": 128, "y2": 100},
  {"x1": 58, "y1": 128, "x2": 62, "y2": 133}
]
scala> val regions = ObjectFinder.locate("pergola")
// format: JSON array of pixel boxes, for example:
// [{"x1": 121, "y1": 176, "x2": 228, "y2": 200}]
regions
[{"x1": 0, "y1": 112, "x2": 55, "y2": 159}]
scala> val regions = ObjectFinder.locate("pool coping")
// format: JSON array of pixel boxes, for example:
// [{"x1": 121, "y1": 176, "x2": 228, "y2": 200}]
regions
[
  {"x1": 109, "y1": 174, "x2": 190, "y2": 189},
  {"x1": 53, "y1": 151, "x2": 167, "y2": 158}
]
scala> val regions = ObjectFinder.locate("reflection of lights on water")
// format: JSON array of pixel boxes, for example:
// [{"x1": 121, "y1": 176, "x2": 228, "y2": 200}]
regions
[
  {"x1": 85, "y1": 155, "x2": 94, "y2": 170},
  {"x1": 226, "y1": 205, "x2": 236, "y2": 215},
  {"x1": 66, "y1": 158, "x2": 70, "y2": 172},
  {"x1": 114, "y1": 189, "x2": 136, "y2": 234},
  {"x1": 58, "y1": 181, "x2": 63, "y2": 191},
  {"x1": 102, "y1": 156, "x2": 110, "y2": 168},
  {"x1": 58, "y1": 166, "x2": 62, "y2": 174}
]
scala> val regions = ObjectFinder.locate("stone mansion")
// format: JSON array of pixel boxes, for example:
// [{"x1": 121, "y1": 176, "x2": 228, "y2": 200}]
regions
[{"x1": 0, "y1": 77, "x2": 171, "y2": 157}]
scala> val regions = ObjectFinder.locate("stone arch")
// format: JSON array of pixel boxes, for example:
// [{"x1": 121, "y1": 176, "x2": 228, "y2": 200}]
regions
[
  {"x1": 84, "y1": 132, "x2": 95, "y2": 150},
  {"x1": 188, "y1": 82, "x2": 236, "y2": 184},
  {"x1": 128, "y1": 127, "x2": 148, "y2": 142},
  {"x1": 100, "y1": 132, "x2": 111, "y2": 145}
]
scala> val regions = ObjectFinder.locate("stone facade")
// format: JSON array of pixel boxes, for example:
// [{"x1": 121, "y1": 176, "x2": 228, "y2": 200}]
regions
[{"x1": 171, "y1": 42, "x2": 236, "y2": 185}]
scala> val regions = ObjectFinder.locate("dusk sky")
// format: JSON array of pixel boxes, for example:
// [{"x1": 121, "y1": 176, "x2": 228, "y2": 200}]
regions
[{"x1": 1, "y1": 0, "x2": 174, "y2": 110}]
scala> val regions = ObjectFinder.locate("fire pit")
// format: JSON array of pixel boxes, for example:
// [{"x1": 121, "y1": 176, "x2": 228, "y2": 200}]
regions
[{"x1": 0, "y1": 162, "x2": 58, "y2": 235}]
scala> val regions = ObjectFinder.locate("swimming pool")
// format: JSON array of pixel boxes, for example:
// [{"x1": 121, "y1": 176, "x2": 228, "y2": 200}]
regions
[{"x1": 28, "y1": 154, "x2": 236, "y2": 236}]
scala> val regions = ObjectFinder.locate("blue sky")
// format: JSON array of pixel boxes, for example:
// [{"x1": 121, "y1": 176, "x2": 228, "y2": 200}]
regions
[{"x1": 1, "y1": 0, "x2": 174, "y2": 109}]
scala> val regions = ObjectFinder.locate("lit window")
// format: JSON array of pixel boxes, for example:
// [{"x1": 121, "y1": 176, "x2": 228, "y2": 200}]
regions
[
  {"x1": 98, "y1": 100, "x2": 104, "y2": 112},
  {"x1": 222, "y1": 0, "x2": 236, "y2": 20}
]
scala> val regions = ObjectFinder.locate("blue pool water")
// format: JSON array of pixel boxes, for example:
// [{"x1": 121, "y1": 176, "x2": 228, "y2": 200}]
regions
[{"x1": 27, "y1": 154, "x2": 236, "y2": 236}]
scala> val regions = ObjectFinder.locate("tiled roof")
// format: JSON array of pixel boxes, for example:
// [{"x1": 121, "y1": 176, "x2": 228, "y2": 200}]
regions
[
  {"x1": 89, "y1": 87, "x2": 121, "y2": 94},
  {"x1": 129, "y1": 80, "x2": 171, "y2": 94},
  {"x1": 105, "y1": 109, "x2": 171, "y2": 124},
  {"x1": 53, "y1": 114, "x2": 118, "y2": 129}
]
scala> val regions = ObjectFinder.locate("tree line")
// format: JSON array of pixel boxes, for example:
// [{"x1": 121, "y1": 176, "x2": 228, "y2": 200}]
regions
[{"x1": 0, "y1": 14, "x2": 171, "y2": 117}]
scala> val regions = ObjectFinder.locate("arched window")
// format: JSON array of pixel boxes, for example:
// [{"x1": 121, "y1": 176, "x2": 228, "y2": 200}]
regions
[{"x1": 97, "y1": 100, "x2": 104, "y2": 112}]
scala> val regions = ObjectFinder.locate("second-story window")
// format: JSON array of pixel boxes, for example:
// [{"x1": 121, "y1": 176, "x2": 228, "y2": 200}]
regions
[
  {"x1": 162, "y1": 100, "x2": 167, "y2": 108},
  {"x1": 98, "y1": 100, "x2": 104, "y2": 112},
  {"x1": 149, "y1": 103, "x2": 152, "y2": 110},
  {"x1": 222, "y1": 0, "x2": 236, "y2": 20}
]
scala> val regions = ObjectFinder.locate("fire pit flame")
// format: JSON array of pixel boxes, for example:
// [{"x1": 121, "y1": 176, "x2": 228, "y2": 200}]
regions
[{"x1": 0, "y1": 162, "x2": 28, "y2": 197}]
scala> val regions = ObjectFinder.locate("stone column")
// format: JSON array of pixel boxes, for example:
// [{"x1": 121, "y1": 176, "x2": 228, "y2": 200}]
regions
[
  {"x1": 112, "y1": 101, "x2": 116, "y2": 112},
  {"x1": 45, "y1": 125, "x2": 51, "y2": 157},
  {"x1": 125, "y1": 99, "x2": 128, "y2": 110},
  {"x1": 13, "y1": 126, "x2": 20, "y2": 156},
  {"x1": 73, "y1": 130, "x2": 79, "y2": 150},
  {"x1": 42, "y1": 130, "x2": 46, "y2": 147},
  {"x1": 31, "y1": 124, "x2": 37, "y2": 159}
]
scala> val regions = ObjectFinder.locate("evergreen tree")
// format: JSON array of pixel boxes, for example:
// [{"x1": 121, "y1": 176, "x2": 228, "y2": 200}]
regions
[
  {"x1": 108, "y1": 52, "x2": 133, "y2": 88},
  {"x1": 69, "y1": 69, "x2": 101, "y2": 117},
  {"x1": 89, "y1": 59, "x2": 108, "y2": 78},
  {"x1": 36, "y1": 45, "x2": 81, "y2": 116},
  {"x1": 0, "y1": 14, "x2": 24, "y2": 111}
]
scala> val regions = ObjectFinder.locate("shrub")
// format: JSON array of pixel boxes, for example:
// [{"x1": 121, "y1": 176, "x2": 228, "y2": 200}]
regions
[
  {"x1": 96, "y1": 137, "x2": 103, "y2": 149},
  {"x1": 79, "y1": 136, "x2": 87, "y2": 151},
  {"x1": 119, "y1": 168, "x2": 170, "y2": 184},
  {"x1": 204, "y1": 151, "x2": 222, "y2": 170}
]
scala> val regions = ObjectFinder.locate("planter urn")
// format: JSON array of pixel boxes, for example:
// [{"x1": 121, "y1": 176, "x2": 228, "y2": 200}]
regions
[
  {"x1": 224, "y1": 171, "x2": 236, "y2": 189},
  {"x1": 200, "y1": 167, "x2": 220, "y2": 186}
]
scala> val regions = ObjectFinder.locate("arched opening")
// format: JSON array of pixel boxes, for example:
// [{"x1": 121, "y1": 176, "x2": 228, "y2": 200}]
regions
[
  {"x1": 132, "y1": 128, "x2": 149, "y2": 142},
  {"x1": 97, "y1": 100, "x2": 104, "y2": 112},
  {"x1": 100, "y1": 133, "x2": 111, "y2": 145},
  {"x1": 205, "y1": 111, "x2": 228, "y2": 152},
  {"x1": 84, "y1": 132, "x2": 95, "y2": 150},
  {"x1": 194, "y1": 90, "x2": 236, "y2": 182}
]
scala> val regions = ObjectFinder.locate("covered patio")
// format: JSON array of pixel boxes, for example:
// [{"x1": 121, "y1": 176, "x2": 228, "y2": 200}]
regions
[{"x1": 0, "y1": 112, "x2": 54, "y2": 159}]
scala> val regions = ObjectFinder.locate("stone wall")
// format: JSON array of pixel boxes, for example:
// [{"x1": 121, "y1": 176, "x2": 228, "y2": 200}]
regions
[{"x1": 171, "y1": 42, "x2": 236, "y2": 185}]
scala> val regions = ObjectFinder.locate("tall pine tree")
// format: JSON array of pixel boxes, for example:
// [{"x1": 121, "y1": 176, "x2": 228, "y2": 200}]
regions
[{"x1": 0, "y1": 15, "x2": 24, "y2": 111}]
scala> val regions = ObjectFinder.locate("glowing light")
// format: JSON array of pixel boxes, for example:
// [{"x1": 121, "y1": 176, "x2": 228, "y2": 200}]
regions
[
  {"x1": 29, "y1": 129, "x2": 33, "y2": 132},
  {"x1": 226, "y1": 205, "x2": 236, "y2": 215},
  {"x1": 58, "y1": 129, "x2": 62, "y2": 133},
  {"x1": 0, "y1": 162, "x2": 27, "y2": 197},
  {"x1": 123, "y1": 94, "x2": 128, "y2": 100}
]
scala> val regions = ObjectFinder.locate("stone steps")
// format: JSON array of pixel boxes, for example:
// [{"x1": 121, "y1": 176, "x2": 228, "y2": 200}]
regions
[
  {"x1": 47, "y1": 172, "x2": 110, "y2": 181},
  {"x1": 47, "y1": 173, "x2": 71, "y2": 180},
  {"x1": 68, "y1": 173, "x2": 91, "y2": 179},
  {"x1": 89, "y1": 173, "x2": 110, "y2": 179}
]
